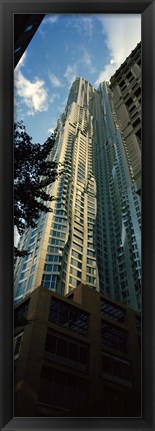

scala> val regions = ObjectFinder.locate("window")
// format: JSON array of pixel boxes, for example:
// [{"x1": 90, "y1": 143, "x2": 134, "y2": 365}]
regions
[
  {"x1": 29, "y1": 237, "x2": 36, "y2": 245},
  {"x1": 87, "y1": 250, "x2": 94, "y2": 257},
  {"x1": 14, "y1": 332, "x2": 23, "y2": 357},
  {"x1": 44, "y1": 328, "x2": 89, "y2": 369},
  {"x1": 49, "y1": 238, "x2": 64, "y2": 245},
  {"x1": 69, "y1": 276, "x2": 81, "y2": 287},
  {"x1": 72, "y1": 250, "x2": 82, "y2": 260},
  {"x1": 24, "y1": 24, "x2": 33, "y2": 32},
  {"x1": 51, "y1": 223, "x2": 66, "y2": 231},
  {"x1": 38, "y1": 365, "x2": 89, "y2": 409},
  {"x1": 71, "y1": 258, "x2": 82, "y2": 269},
  {"x1": 134, "y1": 87, "x2": 141, "y2": 99},
  {"x1": 49, "y1": 297, "x2": 89, "y2": 336},
  {"x1": 42, "y1": 274, "x2": 57, "y2": 289},
  {"x1": 70, "y1": 266, "x2": 81, "y2": 278},
  {"x1": 14, "y1": 299, "x2": 30, "y2": 326},
  {"x1": 101, "y1": 321, "x2": 128, "y2": 352},
  {"x1": 102, "y1": 352, "x2": 132, "y2": 384},
  {"x1": 126, "y1": 71, "x2": 133, "y2": 80},
  {"x1": 125, "y1": 97, "x2": 133, "y2": 108},
  {"x1": 72, "y1": 242, "x2": 83, "y2": 253},
  {"x1": 87, "y1": 242, "x2": 94, "y2": 250},
  {"x1": 30, "y1": 264, "x2": 36, "y2": 274},
  {"x1": 51, "y1": 230, "x2": 66, "y2": 238},
  {"x1": 100, "y1": 298, "x2": 126, "y2": 323},
  {"x1": 132, "y1": 117, "x2": 141, "y2": 128},
  {"x1": 27, "y1": 275, "x2": 34, "y2": 291},
  {"x1": 87, "y1": 258, "x2": 96, "y2": 266},
  {"x1": 19, "y1": 270, "x2": 28, "y2": 281},
  {"x1": 46, "y1": 255, "x2": 59, "y2": 262},
  {"x1": 86, "y1": 275, "x2": 96, "y2": 284},
  {"x1": 87, "y1": 266, "x2": 96, "y2": 275},
  {"x1": 73, "y1": 235, "x2": 83, "y2": 245},
  {"x1": 15, "y1": 280, "x2": 27, "y2": 299},
  {"x1": 44, "y1": 264, "x2": 58, "y2": 272}
]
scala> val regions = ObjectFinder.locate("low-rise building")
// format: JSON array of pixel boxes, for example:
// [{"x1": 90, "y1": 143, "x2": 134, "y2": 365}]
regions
[{"x1": 14, "y1": 284, "x2": 141, "y2": 417}]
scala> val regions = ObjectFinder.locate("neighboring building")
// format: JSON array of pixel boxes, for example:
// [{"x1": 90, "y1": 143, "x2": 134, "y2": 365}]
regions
[
  {"x1": 110, "y1": 42, "x2": 141, "y2": 194},
  {"x1": 14, "y1": 284, "x2": 141, "y2": 417},
  {"x1": 14, "y1": 74, "x2": 141, "y2": 311},
  {"x1": 14, "y1": 15, "x2": 45, "y2": 68}
]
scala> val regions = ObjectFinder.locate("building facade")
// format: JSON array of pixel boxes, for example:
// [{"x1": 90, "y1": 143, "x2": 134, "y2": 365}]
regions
[
  {"x1": 14, "y1": 69, "x2": 141, "y2": 311},
  {"x1": 110, "y1": 42, "x2": 141, "y2": 194},
  {"x1": 14, "y1": 15, "x2": 45, "y2": 68},
  {"x1": 14, "y1": 284, "x2": 141, "y2": 417}
]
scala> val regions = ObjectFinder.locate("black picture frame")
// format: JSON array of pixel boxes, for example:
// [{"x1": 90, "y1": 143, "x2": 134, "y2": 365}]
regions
[{"x1": 0, "y1": 0, "x2": 155, "y2": 430}]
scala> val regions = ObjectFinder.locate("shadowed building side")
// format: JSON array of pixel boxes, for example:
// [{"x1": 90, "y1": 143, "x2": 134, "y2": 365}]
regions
[
  {"x1": 110, "y1": 42, "x2": 141, "y2": 195},
  {"x1": 14, "y1": 284, "x2": 141, "y2": 417},
  {"x1": 14, "y1": 14, "x2": 45, "y2": 68}
]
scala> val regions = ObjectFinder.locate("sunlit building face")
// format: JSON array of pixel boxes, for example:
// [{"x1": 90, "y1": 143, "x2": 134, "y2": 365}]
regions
[{"x1": 14, "y1": 46, "x2": 141, "y2": 312}]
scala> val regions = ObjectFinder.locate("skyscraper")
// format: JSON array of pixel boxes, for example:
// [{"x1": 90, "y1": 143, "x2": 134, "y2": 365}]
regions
[
  {"x1": 14, "y1": 64, "x2": 141, "y2": 311},
  {"x1": 109, "y1": 42, "x2": 141, "y2": 194}
]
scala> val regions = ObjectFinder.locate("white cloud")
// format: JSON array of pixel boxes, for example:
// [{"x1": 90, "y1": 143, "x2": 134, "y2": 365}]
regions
[
  {"x1": 80, "y1": 16, "x2": 94, "y2": 39},
  {"x1": 63, "y1": 64, "x2": 77, "y2": 86},
  {"x1": 43, "y1": 14, "x2": 60, "y2": 25},
  {"x1": 57, "y1": 97, "x2": 68, "y2": 113},
  {"x1": 49, "y1": 72, "x2": 63, "y2": 88},
  {"x1": 49, "y1": 93, "x2": 60, "y2": 103},
  {"x1": 72, "y1": 15, "x2": 94, "y2": 39},
  {"x1": 15, "y1": 51, "x2": 27, "y2": 71},
  {"x1": 48, "y1": 127, "x2": 55, "y2": 134},
  {"x1": 80, "y1": 48, "x2": 96, "y2": 73},
  {"x1": 95, "y1": 14, "x2": 141, "y2": 86},
  {"x1": 14, "y1": 70, "x2": 48, "y2": 115}
]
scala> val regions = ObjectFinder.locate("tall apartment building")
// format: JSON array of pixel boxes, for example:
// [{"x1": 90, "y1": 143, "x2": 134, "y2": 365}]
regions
[
  {"x1": 14, "y1": 69, "x2": 141, "y2": 311},
  {"x1": 110, "y1": 42, "x2": 141, "y2": 194}
]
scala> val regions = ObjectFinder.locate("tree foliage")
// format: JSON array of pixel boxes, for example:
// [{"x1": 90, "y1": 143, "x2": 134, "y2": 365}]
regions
[{"x1": 14, "y1": 121, "x2": 61, "y2": 237}]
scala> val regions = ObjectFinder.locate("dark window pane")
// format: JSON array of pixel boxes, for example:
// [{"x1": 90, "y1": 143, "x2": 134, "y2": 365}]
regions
[
  {"x1": 123, "y1": 362, "x2": 131, "y2": 381},
  {"x1": 49, "y1": 299, "x2": 59, "y2": 323},
  {"x1": 45, "y1": 334, "x2": 57, "y2": 354},
  {"x1": 57, "y1": 337, "x2": 68, "y2": 358},
  {"x1": 58, "y1": 304, "x2": 69, "y2": 327},
  {"x1": 112, "y1": 358, "x2": 122, "y2": 379},
  {"x1": 53, "y1": 368, "x2": 66, "y2": 385},
  {"x1": 14, "y1": 335, "x2": 22, "y2": 355},
  {"x1": 41, "y1": 365, "x2": 53, "y2": 381},
  {"x1": 68, "y1": 342, "x2": 78, "y2": 362},
  {"x1": 49, "y1": 297, "x2": 89, "y2": 336},
  {"x1": 102, "y1": 355, "x2": 112, "y2": 374},
  {"x1": 67, "y1": 373, "x2": 77, "y2": 388},
  {"x1": 79, "y1": 346, "x2": 89, "y2": 365},
  {"x1": 101, "y1": 321, "x2": 128, "y2": 352},
  {"x1": 68, "y1": 311, "x2": 78, "y2": 331},
  {"x1": 14, "y1": 299, "x2": 30, "y2": 326},
  {"x1": 100, "y1": 298, "x2": 126, "y2": 323}
]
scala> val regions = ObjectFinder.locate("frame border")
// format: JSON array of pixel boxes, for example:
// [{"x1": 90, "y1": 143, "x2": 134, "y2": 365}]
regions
[{"x1": 0, "y1": 1, "x2": 155, "y2": 430}]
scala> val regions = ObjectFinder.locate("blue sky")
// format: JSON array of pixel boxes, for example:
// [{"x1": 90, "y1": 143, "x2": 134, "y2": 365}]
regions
[{"x1": 14, "y1": 14, "x2": 141, "y2": 145}]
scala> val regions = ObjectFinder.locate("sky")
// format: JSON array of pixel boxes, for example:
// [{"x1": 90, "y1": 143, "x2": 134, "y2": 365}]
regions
[{"x1": 14, "y1": 14, "x2": 141, "y2": 146}]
